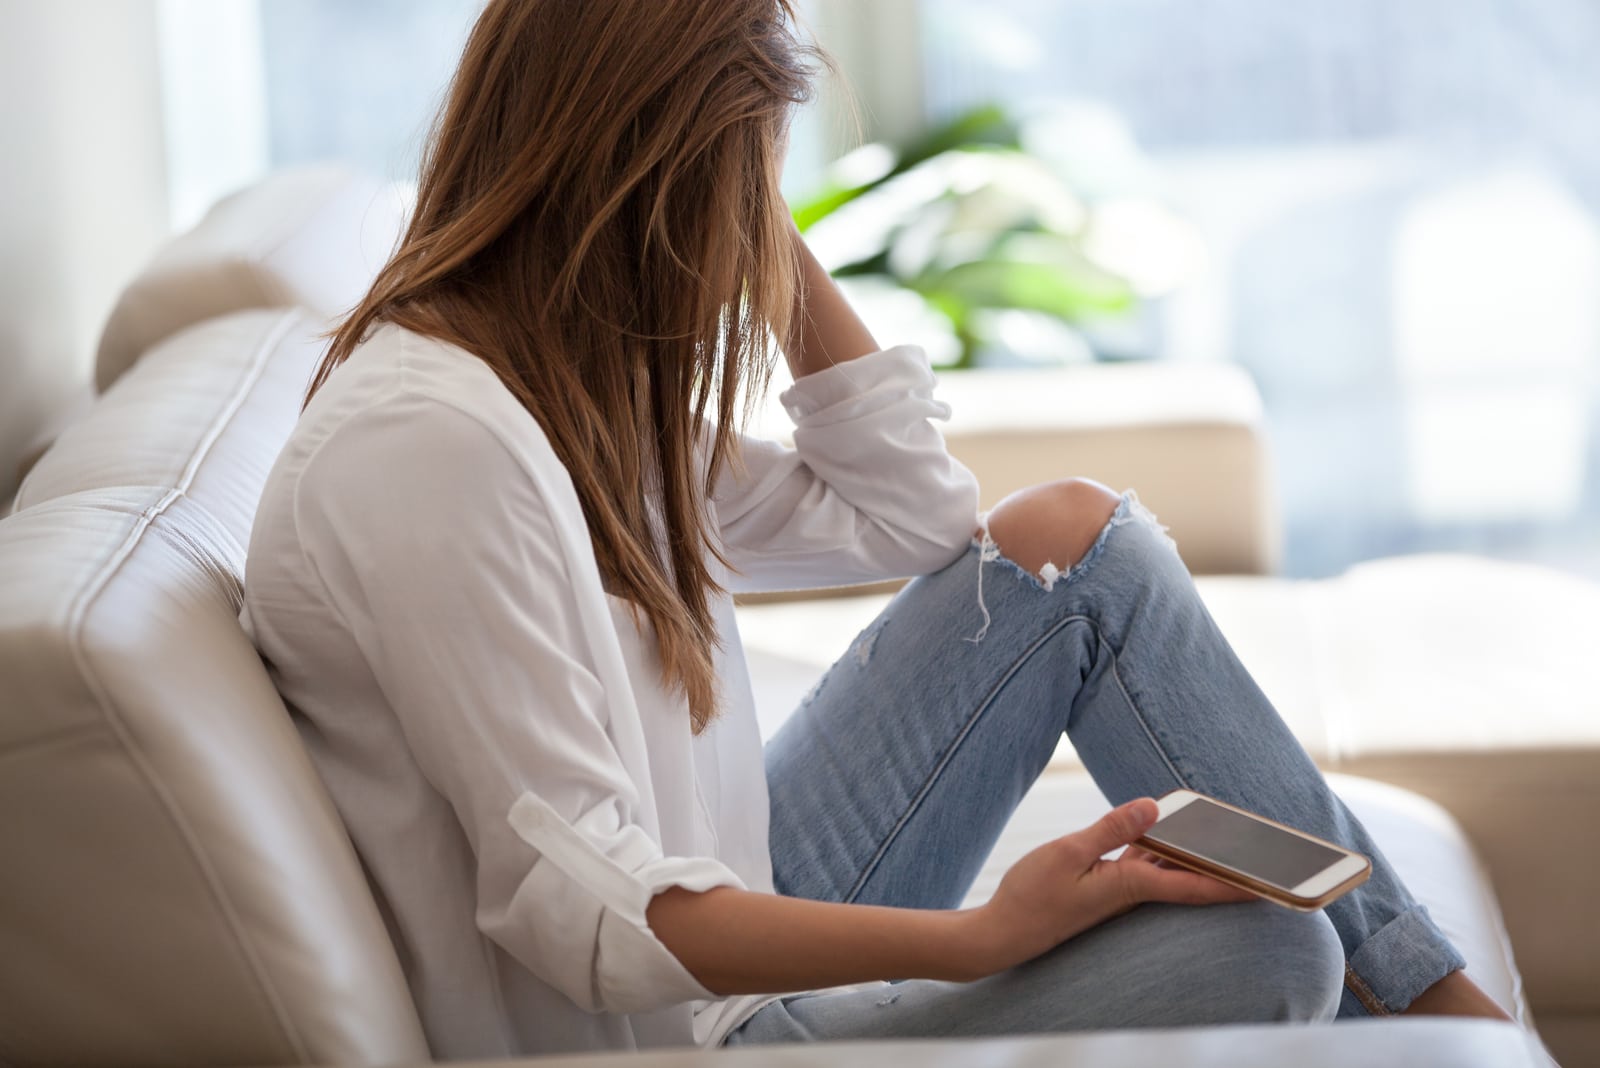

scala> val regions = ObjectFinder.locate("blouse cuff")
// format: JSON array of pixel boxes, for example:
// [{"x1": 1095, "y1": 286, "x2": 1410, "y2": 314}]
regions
[
  {"x1": 779, "y1": 344, "x2": 949, "y2": 424},
  {"x1": 508, "y1": 792, "x2": 744, "y2": 1013}
]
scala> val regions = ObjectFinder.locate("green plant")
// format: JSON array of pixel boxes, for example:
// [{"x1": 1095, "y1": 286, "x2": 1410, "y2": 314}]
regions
[{"x1": 791, "y1": 104, "x2": 1142, "y2": 369}]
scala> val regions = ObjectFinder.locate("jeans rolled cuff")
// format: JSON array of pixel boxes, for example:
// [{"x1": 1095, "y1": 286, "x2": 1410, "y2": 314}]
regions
[{"x1": 1342, "y1": 903, "x2": 1468, "y2": 1016}]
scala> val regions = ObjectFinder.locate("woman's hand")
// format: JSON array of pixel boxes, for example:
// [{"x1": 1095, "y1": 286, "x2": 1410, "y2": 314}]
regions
[
  {"x1": 786, "y1": 219, "x2": 881, "y2": 379},
  {"x1": 964, "y1": 798, "x2": 1258, "y2": 977},
  {"x1": 648, "y1": 796, "x2": 1254, "y2": 996}
]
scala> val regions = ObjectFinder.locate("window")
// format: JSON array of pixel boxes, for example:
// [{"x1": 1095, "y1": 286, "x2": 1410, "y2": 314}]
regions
[
  {"x1": 159, "y1": 1, "x2": 832, "y2": 214},
  {"x1": 258, "y1": 0, "x2": 482, "y2": 180},
  {"x1": 159, "y1": 0, "x2": 483, "y2": 228},
  {"x1": 919, "y1": 0, "x2": 1600, "y2": 577}
]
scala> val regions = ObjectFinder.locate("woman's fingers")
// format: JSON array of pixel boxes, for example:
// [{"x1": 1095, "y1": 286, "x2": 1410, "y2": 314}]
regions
[
  {"x1": 1119, "y1": 857, "x2": 1258, "y2": 905},
  {"x1": 983, "y1": 801, "x2": 1264, "y2": 975}
]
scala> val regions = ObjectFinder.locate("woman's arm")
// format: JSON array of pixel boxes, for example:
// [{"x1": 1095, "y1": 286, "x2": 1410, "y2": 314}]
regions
[
  {"x1": 648, "y1": 798, "x2": 1254, "y2": 994},
  {"x1": 296, "y1": 393, "x2": 751, "y2": 1015},
  {"x1": 710, "y1": 224, "x2": 979, "y2": 591},
  {"x1": 787, "y1": 223, "x2": 881, "y2": 378}
]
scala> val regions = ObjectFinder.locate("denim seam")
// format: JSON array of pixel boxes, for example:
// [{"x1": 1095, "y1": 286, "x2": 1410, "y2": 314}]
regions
[
  {"x1": 841, "y1": 611, "x2": 1092, "y2": 904},
  {"x1": 1103, "y1": 638, "x2": 1192, "y2": 794},
  {"x1": 1343, "y1": 962, "x2": 1393, "y2": 1016},
  {"x1": 846, "y1": 538, "x2": 1191, "y2": 902},
  {"x1": 1343, "y1": 902, "x2": 1466, "y2": 1014},
  {"x1": 1107, "y1": 640, "x2": 1408, "y2": 1009}
]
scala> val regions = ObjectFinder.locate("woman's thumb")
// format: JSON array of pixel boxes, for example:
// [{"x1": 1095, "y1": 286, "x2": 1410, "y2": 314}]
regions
[{"x1": 1076, "y1": 798, "x2": 1160, "y2": 859}]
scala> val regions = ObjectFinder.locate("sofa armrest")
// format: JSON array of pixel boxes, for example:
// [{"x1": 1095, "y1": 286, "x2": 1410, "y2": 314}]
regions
[{"x1": 934, "y1": 361, "x2": 1281, "y2": 576}]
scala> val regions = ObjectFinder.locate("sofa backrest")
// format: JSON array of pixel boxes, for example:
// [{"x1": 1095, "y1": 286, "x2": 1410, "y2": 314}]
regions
[
  {"x1": 0, "y1": 172, "x2": 428, "y2": 1066},
  {"x1": 94, "y1": 165, "x2": 409, "y2": 394}
]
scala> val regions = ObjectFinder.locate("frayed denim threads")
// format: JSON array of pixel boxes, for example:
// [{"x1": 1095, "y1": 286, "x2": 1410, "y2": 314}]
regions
[{"x1": 968, "y1": 490, "x2": 1176, "y2": 643}]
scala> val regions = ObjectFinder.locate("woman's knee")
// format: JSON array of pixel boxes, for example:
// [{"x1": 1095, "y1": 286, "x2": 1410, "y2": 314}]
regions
[
  {"x1": 1113, "y1": 902, "x2": 1344, "y2": 1026},
  {"x1": 1222, "y1": 904, "x2": 1347, "y2": 1024},
  {"x1": 983, "y1": 478, "x2": 1122, "y2": 579},
  {"x1": 1025, "y1": 900, "x2": 1345, "y2": 1030}
]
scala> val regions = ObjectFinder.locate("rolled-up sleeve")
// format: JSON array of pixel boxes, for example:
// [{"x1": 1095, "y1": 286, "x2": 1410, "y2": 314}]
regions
[
  {"x1": 294, "y1": 392, "x2": 740, "y2": 1015},
  {"x1": 714, "y1": 345, "x2": 980, "y2": 593}
]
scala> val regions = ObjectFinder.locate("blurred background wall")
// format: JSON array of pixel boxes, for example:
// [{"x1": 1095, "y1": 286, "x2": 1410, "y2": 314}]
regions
[{"x1": 0, "y1": 0, "x2": 170, "y2": 504}]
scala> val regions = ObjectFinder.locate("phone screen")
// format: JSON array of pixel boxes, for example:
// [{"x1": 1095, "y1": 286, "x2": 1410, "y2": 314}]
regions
[{"x1": 1145, "y1": 800, "x2": 1345, "y2": 891}]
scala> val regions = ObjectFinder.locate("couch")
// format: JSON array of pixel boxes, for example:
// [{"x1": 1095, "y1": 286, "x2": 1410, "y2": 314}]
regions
[{"x1": 0, "y1": 169, "x2": 1589, "y2": 1067}]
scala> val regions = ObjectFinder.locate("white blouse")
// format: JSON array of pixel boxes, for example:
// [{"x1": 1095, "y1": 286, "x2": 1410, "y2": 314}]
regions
[{"x1": 241, "y1": 324, "x2": 979, "y2": 1059}]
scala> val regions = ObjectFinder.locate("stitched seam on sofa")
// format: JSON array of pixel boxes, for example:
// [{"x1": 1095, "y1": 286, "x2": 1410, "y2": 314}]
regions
[
  {"x1": 0, "y1": 721, "x2": 110, "y2": 763},
  {"x1": 842, "y1": 611, "x2": 1093, "y2": 905},
  {"x1": 63, "y1": 308, "x2": 312, "y2": 1061},
  {"x1": 171, "y1": 309, "x2": 304, "y2": 494}
]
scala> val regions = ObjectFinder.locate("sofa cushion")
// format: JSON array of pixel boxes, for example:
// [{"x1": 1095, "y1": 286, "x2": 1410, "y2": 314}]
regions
[
  {"x1": 94, "y1": 166, "x2": 406, "y2": 393},
  {"x1": 1195, "y1": 556, "x2": 1600, "y2": 759},
  {"x1": 0, "y1": 309, "x2": 427, "y2": 1066}
]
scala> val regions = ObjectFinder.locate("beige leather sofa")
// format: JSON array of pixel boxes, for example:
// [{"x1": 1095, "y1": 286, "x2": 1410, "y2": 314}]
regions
[{"x1": 0, "y1": 170, "x2": 1589, "y2": 1067}]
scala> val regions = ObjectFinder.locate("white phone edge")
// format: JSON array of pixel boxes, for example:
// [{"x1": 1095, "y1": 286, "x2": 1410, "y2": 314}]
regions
[{"x1": 1149, "y1": 789, "x2": 1371, "y2": 900}]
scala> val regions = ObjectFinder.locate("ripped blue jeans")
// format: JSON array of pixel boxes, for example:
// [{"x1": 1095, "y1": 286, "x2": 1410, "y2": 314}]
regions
[{"x1": 728, "y1": 492, "x2": 1465, "y2": 1044}]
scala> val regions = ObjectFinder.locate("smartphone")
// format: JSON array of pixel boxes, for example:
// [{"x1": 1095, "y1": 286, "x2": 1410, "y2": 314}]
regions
[{"x1": 1133, "y1": 790, "x2": 1371, "y2": 911}]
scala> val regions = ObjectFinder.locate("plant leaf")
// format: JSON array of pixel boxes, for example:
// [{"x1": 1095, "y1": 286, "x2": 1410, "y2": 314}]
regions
[
  {"x1": 915, "y1": 259, "x2": 1136, "y2": 320},
  {"x1": 790, "y1": 104, "x2": 1022, "y2": 231}
]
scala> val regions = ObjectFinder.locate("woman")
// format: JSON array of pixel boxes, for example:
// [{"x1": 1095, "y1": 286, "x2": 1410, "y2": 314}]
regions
[{"x1": 242, "y1": 0, "x2": 1509, "y2": 1058}]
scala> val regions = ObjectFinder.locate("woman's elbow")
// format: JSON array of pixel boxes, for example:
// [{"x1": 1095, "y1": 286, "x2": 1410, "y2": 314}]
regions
[
  {"x1": 920, "y1": 484, "x2": 983, "y2": 571},
  {"x1": 888, "y1": 509, "x2": 981, "y2": 577}
]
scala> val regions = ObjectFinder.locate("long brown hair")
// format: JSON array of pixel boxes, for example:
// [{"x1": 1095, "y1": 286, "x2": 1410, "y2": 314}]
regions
[{"x1": 309, "y1": 0, "x2": 820, "y2": 733}]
